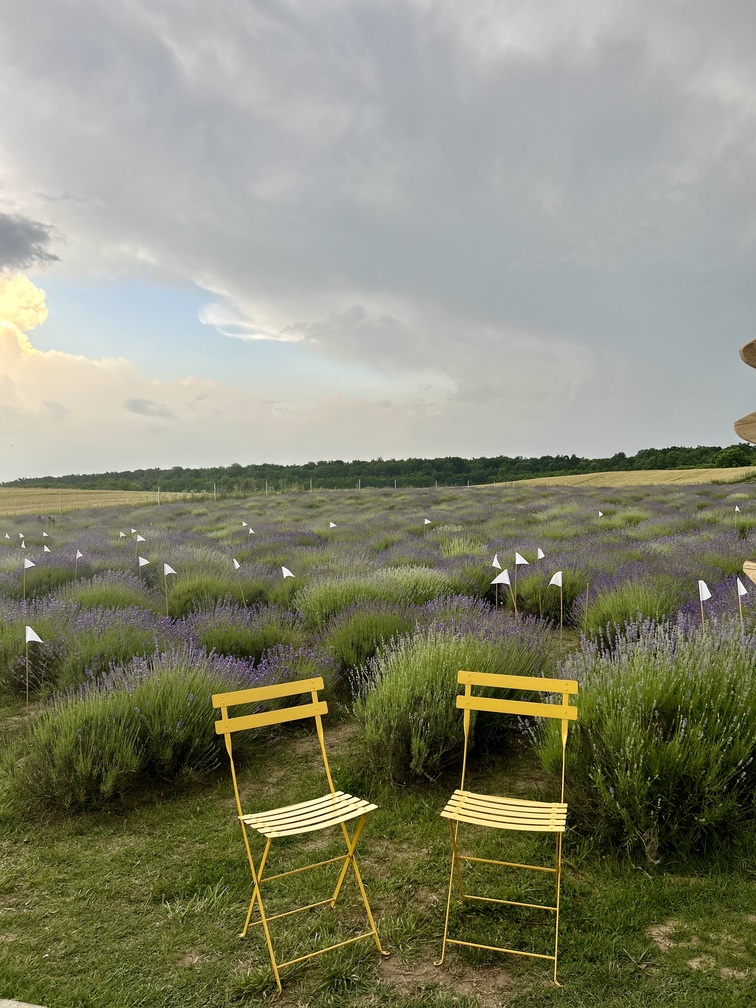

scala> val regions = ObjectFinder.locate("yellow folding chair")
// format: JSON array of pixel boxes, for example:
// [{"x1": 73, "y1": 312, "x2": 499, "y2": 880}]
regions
[
  {"x1": 213, "y1": 676, "x2": 388, "y2": 990},
  {"x1": 437, "y1": 670, "x2": 578, "y2": 985}
]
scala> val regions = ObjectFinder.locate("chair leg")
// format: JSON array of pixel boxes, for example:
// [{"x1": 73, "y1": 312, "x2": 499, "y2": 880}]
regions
[
  {"x1": 553, "y1": 832, "x2": 563, "y2": 987},
  {"x1": 333, "y1": 815, "x2": 389, "y2": 956},
  {"x1": 435, "y1": 821, "x2": 461, "y2": 966},
  {"x1": 237, "y1": 829, "x2": 282, "y2": 991}
]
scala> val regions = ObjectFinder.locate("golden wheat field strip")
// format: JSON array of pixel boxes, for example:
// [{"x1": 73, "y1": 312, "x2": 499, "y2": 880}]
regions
[
  {"x1": 0, "y1": 488, "x2": 200, "y2": 517},
  {"x1": 502, "y1": 466, "x2": 756, "y2": 487}
]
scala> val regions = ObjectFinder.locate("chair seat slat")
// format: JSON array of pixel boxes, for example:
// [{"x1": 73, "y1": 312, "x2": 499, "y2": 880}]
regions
[{"x1": 242, "y1": 792, "x2": 377, "y2": 837}]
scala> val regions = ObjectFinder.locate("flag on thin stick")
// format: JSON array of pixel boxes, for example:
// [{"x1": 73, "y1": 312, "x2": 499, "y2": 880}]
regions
[
  {"x1": 737, "y1": 576, "x2": 748, "y2": 626},
  {"x1": 138, "y1": 556, "x2": 150, "y2": 567},
  {"x1": 536, "y1": 548, "x2": 545, "y2": 560},
  {"x1": 329, "y1": 522, "x2": 337, "y2": 528},
  {"x1": 492, "y1": 553, "x2": 501, "y2": 569},
  {"x1": 491, "y1": 567, "x2": 510, "y2": 609},
  {"x1": 23, "y1": 558, "x2": 35, "y2": 569},
  {"x1": 549, "y1": 571, "x2": 564, "y2": 636},
  {"x1": 698, "y1": 579, "x2": 711, "y2": 627},
  {"x1": 233, "y1": 559, "x2": 240, "y2": 570},
  {"x1": 25, "y1": 625, "x2": 43, "y2": 708},
  {"x1": 281, "y1": 566, "x2": 295, "y2": 579}
]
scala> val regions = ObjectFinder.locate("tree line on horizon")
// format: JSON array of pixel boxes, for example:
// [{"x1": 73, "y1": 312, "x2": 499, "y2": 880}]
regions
[{"x1": 3, "y1": 444, "x2": 755, "y2": 494}]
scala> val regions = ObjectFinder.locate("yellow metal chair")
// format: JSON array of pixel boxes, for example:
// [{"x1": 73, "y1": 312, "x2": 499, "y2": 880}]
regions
[
  {"x1": 213, "y1": 676, "x2": 388, "y2": 990},
  {"x1": 437, "y1": 670, "x2": 578, "y2": 985}
]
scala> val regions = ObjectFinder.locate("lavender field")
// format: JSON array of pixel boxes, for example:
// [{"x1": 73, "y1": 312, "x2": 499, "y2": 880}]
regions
[
  {"x1": 3, "y1": 482, "x2": 756, "y2": 1006},
  {"x1": 1, "y1": 481, "x2": 755, "y2": 860}
]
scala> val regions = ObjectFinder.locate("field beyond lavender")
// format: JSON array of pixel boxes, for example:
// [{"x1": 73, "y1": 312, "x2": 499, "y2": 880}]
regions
[{"x1": 1, "y1": 482, "x2": 756, "y2": 1007}]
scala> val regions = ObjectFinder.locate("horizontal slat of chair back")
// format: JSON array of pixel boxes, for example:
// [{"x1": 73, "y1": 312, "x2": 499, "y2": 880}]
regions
[
  {"x1": 215, "y1": 699, "x2": 328, "y2": 735},
  {"x1": 457, "y1": 694, "x2": 577, "y2": 720},
  {"x1": 212, "y1": 676, "x2": 325, "y2": 709},
  {"x1": 457, "y1": 670, "x2": 578, "y2": 695}
]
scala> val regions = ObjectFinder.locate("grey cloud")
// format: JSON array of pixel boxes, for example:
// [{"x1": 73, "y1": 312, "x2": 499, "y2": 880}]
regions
[
  {"x1": 0, "y1": 213, "x2": 59, "y2": 269},
  {"x1": 1, "y1": 1, "x2": 755, "y2": 455},
  {"x1": 125, "y1": 398, "x2": 173, "y2": 419}
]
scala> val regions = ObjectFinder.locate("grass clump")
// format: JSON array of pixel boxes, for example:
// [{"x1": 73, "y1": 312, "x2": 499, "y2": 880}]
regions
[
  {"x1": 60, "y1": 575, "x2": 155, "y2": 610},
  {"x1": 6, "y1": 651, "x2": 242, "y2": 814},
  {"x1": 355, "y1": 619, "x2": 557, "y2": 781},
  {"x1": 578, "y1": 577, "x2": 686, "y2": 640},
  {"x1": 166, "y1": 574, "x2": 268, "y2": 616},
  {"x1": 194, "y1": 604, "x2": 306, "y2": 662},
  {"x1": 321, "y1": 603, "x2": 415, "y2": 671},
  {"x1": 539, "y1": 618, "x2": 756, "y2": 863},
  {"x1": 295, "y1": 566, "x2": 455, "y2": 626}
]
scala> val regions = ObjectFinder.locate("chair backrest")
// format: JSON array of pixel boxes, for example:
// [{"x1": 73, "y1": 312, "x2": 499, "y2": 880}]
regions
[
  {"x1": 213, "y1": 676, "x2": 335, "y2": 818},
  {"x1": 456, "y1": 671, "x2": 578, "y2": 802}
]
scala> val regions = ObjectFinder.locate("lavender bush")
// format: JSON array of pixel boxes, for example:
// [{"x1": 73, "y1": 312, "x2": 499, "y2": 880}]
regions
[{"x1": 539, "y1": 618, "x2": 756, "y2": 861}]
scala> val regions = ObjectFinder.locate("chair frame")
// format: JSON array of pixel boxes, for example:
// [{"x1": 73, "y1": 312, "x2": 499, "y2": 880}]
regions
[
  {"x1": 213, "y1": 676, "x2": 388, "y2": 990},
  {"x1": 436, "y1": 670, "x2": 578, "y2": 985}
]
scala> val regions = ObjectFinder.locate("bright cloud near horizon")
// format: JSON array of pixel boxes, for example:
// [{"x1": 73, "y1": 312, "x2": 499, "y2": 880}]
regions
[{"x1": 1, "y1": 0, "x2": 755, "y2": 481}]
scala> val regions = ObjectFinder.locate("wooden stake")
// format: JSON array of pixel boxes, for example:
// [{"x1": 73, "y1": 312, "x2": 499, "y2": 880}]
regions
[
  {"x1": 512, "y1": 565, "x2": 518, "y2": 617},
  {"x1": 583, "y1": 583, "x2": 589, "y2": 635},
  {"x1": 700, "y1": 598, "x2": 705, "y2": 627},
  {"x1": 559, "y1": 584, "x2": 564, "y2": 641}
]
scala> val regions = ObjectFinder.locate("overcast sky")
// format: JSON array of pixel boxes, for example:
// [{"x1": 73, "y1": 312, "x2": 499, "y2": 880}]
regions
[{"x1": 1, "y1": 0, "x2": 755, "y2": 480}]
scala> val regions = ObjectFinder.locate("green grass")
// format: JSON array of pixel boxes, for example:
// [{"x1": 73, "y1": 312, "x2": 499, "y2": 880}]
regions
[{"x1": 1, "y1": 721, "x2": 755, "y2": 1007}]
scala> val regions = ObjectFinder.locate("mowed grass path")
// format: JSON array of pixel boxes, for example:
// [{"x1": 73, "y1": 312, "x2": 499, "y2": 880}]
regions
[
  {"x1": 2, "y1": 716, "x2": 755, "y2": 1008},
  {"x1": 0, "y1": 488, "x2": 202, "y2": 517}
]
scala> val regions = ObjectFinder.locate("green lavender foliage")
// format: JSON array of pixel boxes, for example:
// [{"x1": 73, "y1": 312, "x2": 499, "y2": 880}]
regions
[{"x1": 539, "y1": 619, "x2": 756, "y2": 862}]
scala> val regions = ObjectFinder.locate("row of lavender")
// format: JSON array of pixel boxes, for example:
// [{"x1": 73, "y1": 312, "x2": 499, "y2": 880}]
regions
[{"x1": 1, "y1": 482, "x2": 755, "y2": 862}]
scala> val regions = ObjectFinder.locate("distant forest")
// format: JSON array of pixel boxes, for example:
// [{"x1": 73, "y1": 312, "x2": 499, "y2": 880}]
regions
[{"x1": 4, "y1": 444, "x2": 755, "y2": 494}]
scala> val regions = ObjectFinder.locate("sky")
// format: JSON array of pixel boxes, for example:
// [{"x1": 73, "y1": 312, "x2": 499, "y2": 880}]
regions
[{"x1": 1, "y1": 0, "x2": 756, "y2": 481}]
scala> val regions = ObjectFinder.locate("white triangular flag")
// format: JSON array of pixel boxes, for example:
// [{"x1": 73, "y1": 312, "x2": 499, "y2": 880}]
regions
[
  {"x1": 491, "y1": 568, "x2": 511, "y2": 585},
  {"x1": 119, "y1": 531, "x2": 126, "y2": 538},
  {"x1": 43, "y1": 545, "x2": 50, "y2": 553},
  {"x1": 423, "y1": 518, "x2": 432, "y2": 525},
  {"x1": 536, "y1": 548, "x2": 545, "y2": 560},
  {"x1": 598, "y1": 511, "x2": 604, "y2": 517},
  {"x1": 492, "y1": 553, "x2": 501, "y2": 569},
  {"x1": 138, "y1": 556, "x2": 150, "y2": 567},
  {"x1": 20, "y1": 541, "x2": 26, "y2": 549},
  {"x1": 737, "y1": 577, "x2": 748, "y2": 597},
  {"x1": 281, "y1": 566, "x2": 295, "y2": 579},
  {"x1": 232, "y1": 558, "x2": 240, "y2": 570},
  {"x1": 136, "y1": 535, "x2": 146, "y2": 543},
  {"x1": 248, "y1": 528, "x2": 255, "y2": 535},
  {"x1": 42, "y1": 531, "x2": 48, "y2": 538},
  {"x1": 130, "y1": 528, "x2": 137, "y2": 534},
  {"x1": 242, "y1": 521, "x2": 248, "y2": 527},
  {"x1": 735, "y1": 505, "x2": 741, "y2": 512},
  {"x1": 329, "y1": 522, "x2": 337, "y2": 528},
  {"x1": 23, "y1": 558, "x2": 35, "y2": 569},
  {"x1": 549, "y1": 571, "x2": 563, "y2": 587},
  {"x1": 698, "y1": 580, "x2": 712, "y2": 602},
  {"x1": 515, "y1": 552, "x2": 529, "y2": 566},
  {"x1": 25, "y1": 626, "x2": 43, "y2": 644},
  {"x1": 18, "y1": 532, "x2": 23, "y2": 538},
  {"x1": 3, "y1": 534, "x2": 8, "y2": 539},
  {"x1": 163, "y1": 564, "x2": 177, "y2": 576},
  {"x1": 75, "y1": 550, "x2": 83, "y2": 560}
]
